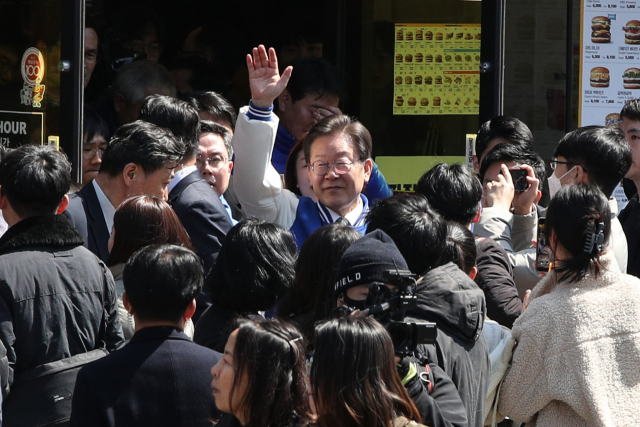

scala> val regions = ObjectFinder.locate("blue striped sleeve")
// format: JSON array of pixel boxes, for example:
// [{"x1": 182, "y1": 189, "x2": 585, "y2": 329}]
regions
[{"x1": 247, "y1": 100, "x2": 274, "y2": 121}]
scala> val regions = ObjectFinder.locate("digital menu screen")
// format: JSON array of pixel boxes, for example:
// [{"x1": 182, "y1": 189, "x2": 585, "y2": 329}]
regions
[
  {"x1": 394, "y1": 23, "x2": 481, "y2": 115},
  {"x1": 579, "y1": 0, "x2": 640, "y2": 126}
]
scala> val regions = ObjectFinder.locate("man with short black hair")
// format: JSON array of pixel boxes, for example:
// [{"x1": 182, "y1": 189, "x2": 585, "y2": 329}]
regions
[
  {"x1": 70, "y1": 244, "x2": 221, "y2": 427},
  {"x1": 473, "y1": 116, "x2": 534, "y2": 173},
  {"x1": 619, "y1": 99, "x2": 640, "y2": 277},
  {"x1": 198, "y1": 120, "x2": 244, "y2": 223},
  {"x1": 139, "y1": 95, "x2": 233, "y2": 298},
  {"x1": 364, "y1": 194, "x2": 489, "y2": 427},
  {"x1": 476, "y1": 143, "x2": 545, "y2": 292},
  {"x1": 186, "y1": 91, "x2": 237, "y2": 133},
  {"x1": 65, "y1": 120, "x2": 185, "y2": 262},
  {"x1": 548, "y1": 126, "x2": 630, "y2": 272},
  {"x1": 0, "y1": 145, "x2": 123, "y2": 390},
  {"x1": 417, "y1": 163, "x2": 522, "y2": 328}
]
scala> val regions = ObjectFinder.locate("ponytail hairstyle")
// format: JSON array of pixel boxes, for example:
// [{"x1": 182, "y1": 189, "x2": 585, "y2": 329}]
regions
[
  {"x1": 229, "y1": 318, "x2": 312, "y2": 427},
  {"x1": 545, "y1": 183, "x2": 611, "y2": 283},
  {"x1": 311, "y1": 316, "x2": 422, "y2": 427}
]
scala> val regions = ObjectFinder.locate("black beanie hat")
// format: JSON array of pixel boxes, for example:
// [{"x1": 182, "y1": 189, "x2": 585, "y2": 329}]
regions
[{"x1": 334, "y1": 229, "x2": 408, "y2": 297}]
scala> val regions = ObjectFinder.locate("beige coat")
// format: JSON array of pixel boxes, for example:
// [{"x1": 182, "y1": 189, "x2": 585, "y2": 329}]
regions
[{"x1": 498, "y1": 252, "x2": 640, "y2": 427}]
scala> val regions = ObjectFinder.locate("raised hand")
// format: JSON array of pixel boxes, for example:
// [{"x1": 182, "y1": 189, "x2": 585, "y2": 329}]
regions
[{"x1": 246, "y1": 45, "x2": 293, "y2": 108}]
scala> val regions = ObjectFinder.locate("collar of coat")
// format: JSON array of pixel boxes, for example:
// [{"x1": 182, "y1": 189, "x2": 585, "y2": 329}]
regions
[{"x1": 0, "y1": 214, "x2": 84, "y2": 254}]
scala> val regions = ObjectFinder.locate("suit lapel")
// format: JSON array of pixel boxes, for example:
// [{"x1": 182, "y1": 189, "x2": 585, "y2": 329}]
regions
[
  {"x1": 81, "y1": 183, "x2": 111, "y2": 262},
  {"x1": 168, "y1": 170, "x2": 205, "y2": 205}
]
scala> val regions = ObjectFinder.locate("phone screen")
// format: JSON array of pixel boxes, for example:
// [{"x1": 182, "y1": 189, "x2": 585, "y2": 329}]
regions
[
  {"x1": 536, "y1": 217, "x2": 552, "y2": 272},
  {"x1": 509, "y1": 169, "x2": 528, "y2": 192}
]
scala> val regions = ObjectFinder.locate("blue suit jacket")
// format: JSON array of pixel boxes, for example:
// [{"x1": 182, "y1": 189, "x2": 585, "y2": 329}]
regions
[
  {"x1": 64, "y1": 182, "x2": 110, "y2": 263},
  {"x1": 70, "y1": 327, "x2": 222, "y2": 427}
]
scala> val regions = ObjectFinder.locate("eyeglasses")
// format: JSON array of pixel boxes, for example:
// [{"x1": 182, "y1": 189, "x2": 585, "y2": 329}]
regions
[
  {"x1": 550, "y1": 158, "x2": 574, "y2": 171},
  {"x1": 82, "y1": 146, "x2": 105, "y2": 160},
  {"x1": 196, "y1": 154, "x2": 227, "y2": 169},
  {"x1": 550, "y1": 157, "x2": 588, "y2": 173},
  {"x1": 310, "y1": 160, "x2": 357, "y2": 176}
]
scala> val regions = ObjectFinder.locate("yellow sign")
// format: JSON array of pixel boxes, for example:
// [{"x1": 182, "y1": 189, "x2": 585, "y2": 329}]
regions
[
  {"x1": 376, "y1": 155, "x2": 467, "y2": 192},
  {"x1": 394, "y1": 23, "x2": 481, "y2": 115}
]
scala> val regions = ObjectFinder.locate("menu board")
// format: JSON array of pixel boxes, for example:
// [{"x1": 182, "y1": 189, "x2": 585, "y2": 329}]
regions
[
  {"x1": 579, "y1": 0, "x2": 640, "y2": 126},
  {"x1": 394, "y1": 24, "x2": 481, "y2": 116}
]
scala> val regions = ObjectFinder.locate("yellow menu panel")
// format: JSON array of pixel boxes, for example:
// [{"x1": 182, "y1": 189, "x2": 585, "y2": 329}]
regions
[{"x1": 394, "y1": 23, "x2": 481, "y2": 115}]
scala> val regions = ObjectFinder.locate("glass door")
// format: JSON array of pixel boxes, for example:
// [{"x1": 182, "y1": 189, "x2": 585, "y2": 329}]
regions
[{"x1": 0, "y1": 0, "x2": 83, "y2": 182}]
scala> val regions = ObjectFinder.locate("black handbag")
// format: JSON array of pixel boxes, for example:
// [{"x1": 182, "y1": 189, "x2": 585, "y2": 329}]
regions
[
  {"x1": 2, "y1": 348, "x2": 109, "y2": 426},
  {"x1": 2, "y1": 306, "x2": 111, "y2": 427}
]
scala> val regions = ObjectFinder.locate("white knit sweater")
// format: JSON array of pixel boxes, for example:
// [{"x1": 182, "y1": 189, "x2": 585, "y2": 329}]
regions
[{"x1": 498, "y1": 252, "x2": 640, "y2": 427}]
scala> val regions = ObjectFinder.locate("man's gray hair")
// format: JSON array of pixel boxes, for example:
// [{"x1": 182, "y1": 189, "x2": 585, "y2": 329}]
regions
[
  {"x1": 111, "y1": 60, "x2": 176, "y2": 104},
  {"x1": 199, "y1": 120, "x2": 233, "y2": 158}
]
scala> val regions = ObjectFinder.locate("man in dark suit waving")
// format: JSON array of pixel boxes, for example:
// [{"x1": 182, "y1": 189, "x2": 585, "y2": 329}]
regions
[
  {"x1": 70, "y1": 244, "x2": 222, "y2": 427},
  {"x1": 139, "y1": 95, "x2": 233, "y2": 320},
  {"x1": 64, "y1": 121, "x2": 185, "y2": 262}
]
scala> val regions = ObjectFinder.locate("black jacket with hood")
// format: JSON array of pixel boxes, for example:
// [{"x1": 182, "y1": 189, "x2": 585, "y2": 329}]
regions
[
  {"x1": 407, "y1": 262, "x2": 490, "y2": 427},
  {"x1": 0, "y1": 214, "x2": 123, "y2": 385}
]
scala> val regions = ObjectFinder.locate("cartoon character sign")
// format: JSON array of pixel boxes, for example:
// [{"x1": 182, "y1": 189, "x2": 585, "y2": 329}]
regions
[{"x1": 20, "y1": 47, "x2": 46, "y2": 108}]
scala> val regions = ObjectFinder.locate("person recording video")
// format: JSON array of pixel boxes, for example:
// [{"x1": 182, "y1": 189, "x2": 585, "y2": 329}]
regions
[{"x1": 333, "y1": 230, "x2": 467, "y2": 427}]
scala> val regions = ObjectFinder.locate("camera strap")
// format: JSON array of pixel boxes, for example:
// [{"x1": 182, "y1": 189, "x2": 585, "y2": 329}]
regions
[{"x1": 417, "y1": 364, "x2": 434, "y2": 394}]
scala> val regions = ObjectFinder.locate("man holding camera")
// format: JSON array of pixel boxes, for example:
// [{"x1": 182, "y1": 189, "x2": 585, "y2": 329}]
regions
[{"x1": 334, "y1": 230, "x2": 467, "y2": 427}]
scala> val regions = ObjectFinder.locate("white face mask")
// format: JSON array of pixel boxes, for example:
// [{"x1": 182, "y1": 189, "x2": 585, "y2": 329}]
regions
[{"x1": 548, "y1": 166, "x2": 577, "y2": 199}]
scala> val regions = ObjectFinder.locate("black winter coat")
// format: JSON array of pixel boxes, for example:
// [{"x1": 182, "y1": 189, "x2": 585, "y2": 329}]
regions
[
  {"x1": 407, "y1": 263, "x2": 490, "y2": 427},
  {"x1": 474, "y1": 237, "x2": 522, "y2": 328},
  {"x1": 0, "y1": 214, "x2": 123, "y2": 384}
]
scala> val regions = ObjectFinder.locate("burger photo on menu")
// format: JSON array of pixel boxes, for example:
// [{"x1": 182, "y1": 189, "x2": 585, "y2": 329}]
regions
[
  {"x1": 623, "y1": 68, "x2": 640, "y2": 89},
  {"x1": 605, "y1": 113, "x2": 622, "y2": 128},
  {"x1": 590, "y1": 67, "x2": 610, "y2": 87},
  {"x1": 433, "y1": 96, "x2": 441, "y2": 106},
  {"x1": 591, "y1": 16, "x2": 611, "y2": 43},
  {"x1": 623, "y1": 20, "x2": 640, "y2": 44}
]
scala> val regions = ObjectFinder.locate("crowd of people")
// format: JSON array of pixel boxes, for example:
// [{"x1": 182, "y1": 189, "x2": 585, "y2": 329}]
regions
[{"x1": 0, "y1": 30, "x2": 638, "y2": 427}]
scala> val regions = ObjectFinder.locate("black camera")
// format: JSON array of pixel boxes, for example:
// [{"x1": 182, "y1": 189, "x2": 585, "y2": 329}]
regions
[{"x1": 364, "y1": 269, "x2": 437, "y2": 355}]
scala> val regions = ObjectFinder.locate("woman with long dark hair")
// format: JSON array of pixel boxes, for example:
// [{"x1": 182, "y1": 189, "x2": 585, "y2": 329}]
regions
[
  {"x1": 498, "y1": 183, "x2": 640, "y2": 426},
  {"x1": 276, "y1": 222, "x2": 361, "y2": 341},
  {"x1": 107, "y1": 195, "x2": 195, "y2": 338},
  {"x1": 311, "y1": 316, "x2": 427, "y2": 427},
  {"x1": 194, "y1": 219, "x2": 297, "y2": 353},
  {"x1": 211, "y1": 318, "x2": 313, "y2": 427}
]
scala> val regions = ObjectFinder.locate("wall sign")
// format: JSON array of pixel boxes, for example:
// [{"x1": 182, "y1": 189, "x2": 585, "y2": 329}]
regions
[
  {"x1": 394, "y1": 23, "x2": 481, "y2": 115},
  {"x1": 0, "y1": 110, "x2": 44, "y2": 147}
]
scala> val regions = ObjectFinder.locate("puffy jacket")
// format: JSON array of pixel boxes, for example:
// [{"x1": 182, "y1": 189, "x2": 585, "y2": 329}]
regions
[
  {"x1": 407, "y1": 263, "x2": 490, "y2": 427},
  {"x1": 0, "y1": 214, "x2": 123, "y2": 384}
]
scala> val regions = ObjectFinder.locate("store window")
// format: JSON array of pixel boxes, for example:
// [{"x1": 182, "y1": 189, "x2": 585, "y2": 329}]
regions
[{"x1": 0, "y1": 1, "x2": 63, "y2": 149}]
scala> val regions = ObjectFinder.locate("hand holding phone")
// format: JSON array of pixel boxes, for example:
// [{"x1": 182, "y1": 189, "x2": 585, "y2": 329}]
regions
[{"x1": 508, "y1": 169, "x2": 529, "y2": 192}]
